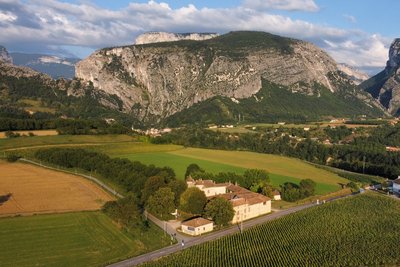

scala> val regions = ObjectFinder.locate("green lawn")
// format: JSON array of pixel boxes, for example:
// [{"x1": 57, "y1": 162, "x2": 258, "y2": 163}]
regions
[
  {"x1": 121, "y1": 152, "x2": 247, "y2": 180},
  {"x1": 0, "y1": 212, "x2": 170, "y2": 267}
]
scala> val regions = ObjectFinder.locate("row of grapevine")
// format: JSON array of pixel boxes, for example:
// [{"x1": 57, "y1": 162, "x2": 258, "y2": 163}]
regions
[{"x1": 142, "y1": 193, "x2": 400, "y2": 266}]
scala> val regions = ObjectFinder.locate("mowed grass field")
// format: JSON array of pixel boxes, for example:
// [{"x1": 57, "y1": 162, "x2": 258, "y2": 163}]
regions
[
  {"x1": 0, "y1": 211, "x2": 171, "y2": 267},
  {"x1": 100, "y1": 143, "x2": 347, "y2": 194},
  {"x1": 0, "y1": 161, "x2": 114, "y2": 216}
]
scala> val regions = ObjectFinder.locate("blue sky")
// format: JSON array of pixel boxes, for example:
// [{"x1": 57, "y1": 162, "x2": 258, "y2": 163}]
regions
[{"x1": 0, "y1": 0, "x2": 398, "y2": 74}]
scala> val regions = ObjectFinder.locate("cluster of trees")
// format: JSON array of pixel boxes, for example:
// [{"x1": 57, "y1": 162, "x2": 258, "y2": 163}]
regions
[
  {"x1": 152, "y1": 126, "x2": 400, "y2": 179},
  {"x1": 102, "y1": 194, "x2": 145, "y2": 230},
  {"x1": 280, "y1": 179, "x2": 316, "y2": 202},
  {"x1": 324, "y1": 125, "x2": 352, "y2": 143},
  {"x1": 0, "y1": 116, "x2": 131, "y2": 134},
  {"x1": 55, "y1": 119, "x2": 130, "y2": 135}
]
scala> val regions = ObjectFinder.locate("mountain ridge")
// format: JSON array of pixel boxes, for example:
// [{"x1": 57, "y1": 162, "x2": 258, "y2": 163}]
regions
[{"x1": 76, "y1": 31, "x2": 384, "y2": 123}]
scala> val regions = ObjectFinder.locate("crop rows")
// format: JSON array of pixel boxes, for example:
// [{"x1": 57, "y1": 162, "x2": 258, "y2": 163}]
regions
[{"x1": 143, "y1": 193, "x2": 400, "y2": 266}]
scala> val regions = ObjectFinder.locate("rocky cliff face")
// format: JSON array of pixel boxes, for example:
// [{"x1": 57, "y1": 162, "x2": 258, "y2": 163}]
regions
[
  {"x1": 338, "y1": 63, "x2": 369, "y2": 85},
  {"x1": 135, "y1": 32, "x2": 219, "y2": 45},
  {"x1": 361, "y1": 38, "x2": 400, "y2": 115},
  {"x1": 0, "y1": 46, "x2": 13, "y2": 64},
  {"x1": 76, "y1": 31, "x2": 381, "y2": 121}
]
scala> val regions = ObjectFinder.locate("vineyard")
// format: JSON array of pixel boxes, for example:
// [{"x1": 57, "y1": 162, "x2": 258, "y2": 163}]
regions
[{"x1": 143, "y1": 193, "x2": 400, "y2": 266}]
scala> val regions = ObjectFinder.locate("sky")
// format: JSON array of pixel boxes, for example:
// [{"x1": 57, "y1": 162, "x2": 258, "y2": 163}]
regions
[{"x1": 0, "y1": 0, "x2": 398, "y2": 74}]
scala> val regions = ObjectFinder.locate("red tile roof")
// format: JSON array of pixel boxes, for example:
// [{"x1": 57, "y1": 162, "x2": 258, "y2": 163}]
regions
[{"x1": 182, "y1": 217, "x2": 213, "y2": 228}]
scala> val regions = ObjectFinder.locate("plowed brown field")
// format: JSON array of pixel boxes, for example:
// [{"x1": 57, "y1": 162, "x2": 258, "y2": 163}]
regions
[{"x1": 0, "y1": 162, "x2": 114, "y2": 216}]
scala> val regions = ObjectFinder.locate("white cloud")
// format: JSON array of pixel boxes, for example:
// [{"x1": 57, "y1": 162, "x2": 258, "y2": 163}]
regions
[
  {"x1": 324, "y1": 34, "x2": 389, "y2": 70},
  {"x1": 0, "y1": 0, "x2": 389, "y2": 71},
  {"x1": 343, "y1": 14, "x2": 357, "y2": 23},
  {"x1": 243, "y1": 0, "x2": 319, "y2": 12},
  {"x1": 0, "y1": 10, "x2": 17, "y2": 23}
]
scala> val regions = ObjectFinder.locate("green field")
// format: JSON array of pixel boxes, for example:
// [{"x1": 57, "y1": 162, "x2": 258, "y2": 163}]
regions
[
  {"x1": 0, "y1": 134, "x2": 138, "y2": 150},
  {"x1": 2, "y1": 135, "x2": 347, "y2": 195},
  {"x1": 143, "y1": 193, "x2": 400, "y2": 267},
  {"x1": 108, "y1": 145, "x2": 346, "y2": 194},
  {"x1": 121, "y1": 152, "x2": 247, "y2": 179},
  {"x1": 0, "y1": 212, "x2": 170, "y2": 267}
]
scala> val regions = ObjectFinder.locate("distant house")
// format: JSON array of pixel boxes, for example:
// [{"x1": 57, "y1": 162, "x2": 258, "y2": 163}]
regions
[
  {"x1": 393, "y1": 177, "x2": 400, "y2": 194},
  {"x1": 272, "y1": 190, "x2": 281, "y2": 201},
  {"x1": 181, "y1": 218, "x2": 213, "y2": 236},
  {"x1": 187, "y1": 178, "x2": 229, "y2": 197}
]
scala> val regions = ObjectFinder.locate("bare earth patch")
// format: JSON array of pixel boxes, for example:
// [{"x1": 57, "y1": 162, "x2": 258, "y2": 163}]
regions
[{"x1": 0, "y1": 162, "x2": 114, "y2": 217}]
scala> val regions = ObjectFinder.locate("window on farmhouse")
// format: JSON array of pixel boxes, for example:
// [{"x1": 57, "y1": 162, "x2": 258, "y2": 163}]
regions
[
  {"x1": 263, "y1": 202, "x2": 266, "y2": 205},
  {"x1": 188, "y1": 227, "x2": 195, "y2": 231}
]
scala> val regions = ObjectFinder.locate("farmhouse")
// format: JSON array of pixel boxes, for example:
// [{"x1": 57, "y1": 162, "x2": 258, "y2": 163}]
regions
[
  {"x1": 392, "y1": 177, "x2": 400, "y2": 194},
  {"x1": 181, "y1": 217, "x2": 214, "y2": 236},
  {"x1": 187, "y1": 179, "x2": 271, "y2": 223}
]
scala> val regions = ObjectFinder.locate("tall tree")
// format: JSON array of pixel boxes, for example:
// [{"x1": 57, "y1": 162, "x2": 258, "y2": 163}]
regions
[
  {"x1": 141, "y1": 176, "x2": 167, "y2": 205},
  {"x1": 102, "y1": 194, "x2": 142, "y2": 228},
  {"x1": 180, "y1": 187, "x2": 207, "y2": 215},
  {"x1": 204, "y1": 197, "x2": 234, "y2": 226},
  {"x1": 299, "y1": 179, "x2": 316, "y2": 197},
  {"x1": 168, "y1": 180, "x2": 188, "y2": 206},
  {"x1": 185, "y1": 163, "x2": 204, "y2": 179},
  {"x1": 146, "y1": 187, "x2": 175, "y2": 219},
  {"x1": 243, "y1": 169, "x2": 270, "y2": 189}
]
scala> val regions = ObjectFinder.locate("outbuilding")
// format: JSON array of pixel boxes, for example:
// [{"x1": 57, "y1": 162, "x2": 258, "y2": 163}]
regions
[
  {"x1": 181, "y1": 218, "x2": 213, "y2": 236},
  {"x1": 392, "y1": 177, "x2": 400, "y2": 194},
  {"x1": 272, "y1": 190, "x2": 281, "y2": 201}
]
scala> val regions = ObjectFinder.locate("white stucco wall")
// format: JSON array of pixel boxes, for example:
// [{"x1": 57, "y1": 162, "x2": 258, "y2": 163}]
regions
[
  {"x1": 231, "y1": 200, "x2": 271, "y2": 224},
  {"x1": 181, "y1": 223, "x2": 214, "y2": 236}
]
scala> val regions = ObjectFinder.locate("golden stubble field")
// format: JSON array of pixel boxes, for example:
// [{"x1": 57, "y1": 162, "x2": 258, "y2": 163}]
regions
[
  {"x1": 0, "y1": 162, "x2": 114, "y2": 216},
  {"x1": 0, "y1": 130, "x2": 59, "y2": 139}
]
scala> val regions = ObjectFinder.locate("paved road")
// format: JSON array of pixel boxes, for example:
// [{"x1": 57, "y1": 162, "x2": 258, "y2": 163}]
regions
[
  {"x1": 108, "y1": 202, "x2": 317, "y2": 267},
  {"x1": 145, "y1": 212, "x2": 192, "y2": 244}
]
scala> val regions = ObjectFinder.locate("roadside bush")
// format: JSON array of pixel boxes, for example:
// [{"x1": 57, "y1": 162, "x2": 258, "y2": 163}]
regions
[{"x1": 6, "y1": 154, "x2": 20, "y2": 162}]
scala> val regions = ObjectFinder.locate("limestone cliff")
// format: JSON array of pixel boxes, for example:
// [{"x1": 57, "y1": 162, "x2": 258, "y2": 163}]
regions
[
  {"x1": 338, "y1": 63, "x2": 369, "y2": 85},
  {"x1": 76, "y1": 31, "x2": 382, "y2": 121},
  {"x1": 361, "y1": 38, "x2": 400, "y2": 115},
  {"x1": 0, "y1": 46, "x2": 13, "y2": 64},
  {"x1": 135, "y1": 32, "x2": 219, "y2": 45}
]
